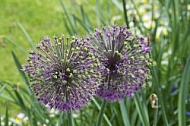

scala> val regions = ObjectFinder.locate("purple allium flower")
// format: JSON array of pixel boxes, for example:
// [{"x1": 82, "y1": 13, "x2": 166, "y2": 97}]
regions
[
  {"x1": 87, "y1": 25, "x2": 152, "y2": 102},
  {"x1": 23, "y1": 36, "x2": 102, "y2": 111}
]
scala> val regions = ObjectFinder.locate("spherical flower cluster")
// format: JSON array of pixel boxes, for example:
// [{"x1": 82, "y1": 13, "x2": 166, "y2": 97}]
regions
[
  {"x1": 23, "y1": 36, "x2": 102, "y2": 111},
  {"x1": 87, "y1": 26, "x2": 152, "y2": 102}
]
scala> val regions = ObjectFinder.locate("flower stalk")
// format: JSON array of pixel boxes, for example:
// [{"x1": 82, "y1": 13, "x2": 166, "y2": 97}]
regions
[{"x1": 96, "y1": 100, "x2": 107, "y2": 126}]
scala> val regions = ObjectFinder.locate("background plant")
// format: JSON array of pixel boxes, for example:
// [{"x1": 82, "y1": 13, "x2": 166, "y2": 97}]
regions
[{"x1": 0, "y1": 0, "x2": 190, "y2": 126}]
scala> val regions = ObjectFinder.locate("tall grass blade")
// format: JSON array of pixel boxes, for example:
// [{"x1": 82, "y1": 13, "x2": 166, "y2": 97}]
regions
[
  {"x1": 96, "y1": 0, "x2": 106, "y2": 26},
  {"x1": 0, "y1": 91, "x2": 14, "y2": 102},
  {"x1": 106, "y1": 0, "x2": 111, "y2": 25},
  {"x1": 96, "y1": 100, "x2": 107, "y2": 126},
  {"x1": 0, "y1": 112, "x2": 1, "y2": 126},
  {"x1": 178, "y1": 55, "x2": 190, "y2": 126},
  {"x1": 91, "y1": 98, "x2": 112, "y2": 126},
  {"x1": 122, "y1": 0, "x2": 129, "y2": 29},
  {"x1": 73, "y1": 15, "x2": 91, "y2": 33},
  {"x1": 131, "y1": 108, "x2": 138, "y2": 126},
  {"x1": 80, "y1": 6, "x2": 93, "y2": 31},
  {"x1": 152, "y1": 64, "x2": 169, "y2": 125},
  {"x1": 153, "y1": 100, "x2": 159, "y2": 126},
  {"x1": 3, "y1": 36, "x2": 27, "y2": 55},
  {"x1": 68, "y1": 111, "x2": 74, "y2": 126},
  {"x1": 14, "y1": 90, "x2": 27, "y2": 111},
  {"x1": 5, "y1": 108, "x2": 8, "y2": 126},
  {"x1": 134, "y1": 94, "x2": 150, "y2": 126},
  {"x1": 17, "y1": 22, "x2": 35, "y2": 50},
  {"x1": 0, "y1": 82, "x2": 17, "y2": 102},
  {"x1": 11, "y1": 51, "x2": 31, "y2": 93},
  {"x1": 0, "y1": 113, "x2": 1, "y2": 126},
  {"x1": 60, "y1": 0, "x2": 77, "y2": 34},
  {"x1": 119, "y1": 100, "x2": 130, "y2": 126},
  {"x1": 63, "y1": 19, "x2": 72, "y2": 36},
  {"x1": 58, "y1": 113, "x2": 65, "y2": 126},
  {"x1": 111, "y1": 0, "x2": 123, "y2": 11},
  {"x1": 0, "y1": 84, "x2": 6, "y2": 93}
]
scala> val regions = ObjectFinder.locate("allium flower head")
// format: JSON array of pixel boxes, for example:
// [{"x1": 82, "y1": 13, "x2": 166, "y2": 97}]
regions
[
  {"x1": 23, "y1": 36, "x2": 102, "y2": 111},
  {"x1": 88, "y1": 25, "x2": 152, "y2": 102}
]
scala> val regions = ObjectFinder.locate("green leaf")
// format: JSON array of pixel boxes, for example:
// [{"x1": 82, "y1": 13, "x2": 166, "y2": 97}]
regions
[
  {"x1": 68, "y1": 111, "x2": 74, "y2": 126},
  {"x1": 0, "y1": 84, "x2": 6, "y2": 94},
  {"x1": 3, "y1": 36, "x2": 27, "y2": 54},
  {"x1": 63, "y1": 19, "x2": 72, "y2": 36},
  {"x1": 178, "y1": 55, "x2": 190, "y2": 126},
  {"x1": 17, "y1": 22, "x2": 36, "y2": 51},
  {"x1": 96, "y1": 100, "x2": 107, "y2": 126},
  {"x1": 11, "y1": 51, "x2": 31, "y2": 94},
  {"x1": 122, "y1": 0, "x2": 129, "y2": 29},
  {"x1": 5, "y1": 108, "x2": 8, "y2": 126},
  {"x1": 95, "y1": 0, "x2": 106, "y2": 26},
  {"x1": 111, "y1": 0, "x2": 123, "y2": 11},
  {"x1": 14, "y1": 90, "x2": 27, "y2": 111},
  {"x1": 0, "y1": 82, "x2": 17, "y2": 102},
  {"x1": 80, "y1": 5, "x2": 93, "y2": 29},
  {"x1": 134, "y1": 94, "x2": 150, "y2": 126},
  {"x1": 73, "y1": 15, "x2": 91, "y2": 33},
  {"x1": 152, "y1": 66, "x2": 169, "y2": 125},
  {"x1": 119, "y1": 100, "x2": 130, "y2": 126},
  {"x1": 91, "y1": 97, "x2": 112, "y2": 126},
  {"x1": 60, "y1": 0, "x2": 77, "y2": 34}
]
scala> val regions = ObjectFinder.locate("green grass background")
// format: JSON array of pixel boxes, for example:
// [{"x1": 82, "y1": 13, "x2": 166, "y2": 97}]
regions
[{"x1": 0, "y1": 0, "x2": 67, "y2": 83}]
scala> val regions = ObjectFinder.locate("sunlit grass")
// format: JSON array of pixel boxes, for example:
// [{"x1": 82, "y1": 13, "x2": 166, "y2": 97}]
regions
[{"x1": 0, "y1": 0, "x2": 66, "y2": 83}]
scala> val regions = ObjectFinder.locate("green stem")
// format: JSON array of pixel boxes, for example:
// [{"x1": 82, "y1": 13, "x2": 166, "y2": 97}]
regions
[
  {"x1": 153, "y1": 100, "x2": 158, "y2": 126},
  {"x1": 119, "y1": 100, "x2": 130, "y2": 126},
  {"x1": 152, "y1": 65, "x2": 169, "y2": 125},
  {"x1": 92, "y1": 98, "x2": 112, "y2": 126},
  {"x1": 122, "y1": 0, "x2": 129, "y2": 29},
  {"x1": 68, "y1": 110, "x2": 74, "y2": 126},
  {"x1": 96, "y1": 100, "x2": 107, "y2": 126},
  {"x1": 134, "y1": 94, "x2": 150, "y2": 126}
]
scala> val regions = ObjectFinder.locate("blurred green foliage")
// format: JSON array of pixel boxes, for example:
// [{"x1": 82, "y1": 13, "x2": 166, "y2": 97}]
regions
[{"x1": 0, "y1": 0, "x2": 190, "y2": 125}]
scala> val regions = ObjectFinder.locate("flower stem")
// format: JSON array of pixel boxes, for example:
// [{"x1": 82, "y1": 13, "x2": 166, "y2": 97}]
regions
[
  {"x1": 153, "y1": 100, "x2": 158, "y2": 126},
  {"x1": 152, "y1": 65, "x2": 169, "y2": 125},
  {"x1": 96, "y1": 100, "x2": 107, "y2": 126},
  {"x1": 68, "y1": 110, "x2": 74, "y2": 126}
]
